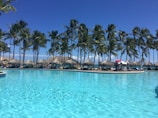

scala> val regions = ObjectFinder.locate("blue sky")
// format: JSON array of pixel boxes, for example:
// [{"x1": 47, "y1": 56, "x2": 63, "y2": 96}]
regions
[{"x1": 1, "y1": 0, "x2": 158, "y2": 61}]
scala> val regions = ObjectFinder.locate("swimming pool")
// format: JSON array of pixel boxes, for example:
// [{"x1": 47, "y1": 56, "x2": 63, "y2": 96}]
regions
[{"x1": 0, "y1": 69, "x2": 158, "y2": 118}]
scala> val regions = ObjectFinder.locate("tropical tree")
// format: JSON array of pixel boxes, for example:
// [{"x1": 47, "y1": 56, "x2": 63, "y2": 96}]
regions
[
  {"x1": 140, "y1": 28, "x2": 151, "y2": 63},
  {"x1": 32, "y1": 30, "x2": 47, "y2": 64},
  {"x1": 0, "y1": 41, "x2": 9, "y2": 59},
  {"x1": 48, "y1": 30, "x2": 60, "y2": 58},
  {"x1": 65, "y1": 19, "x2": 79, "y2": 58},
  {"x1": 20, "y1": 27, "x2": 31, "y2": 64},
  {"x1": 7, "y1": 23, "x2": 18, "y2": 59},
  {"x1": 106, "y1": 24, "x2": 118, "y2": 62},
  {"x1": 0, "y1": 29, "x2": 9, "y2": 59},
  {"x1": 58, "y1": 32, "x2": 69, "y2": 59},
  {"x1": 92, "y1": 24, "x2": 105, "y2": 63},
  {"x1": 78, "y1": 23, "x2": 89, "y2": 63},
  {"x1": 0, "y1": 0, "x2": 15, "y2": 15},
  {"x1": 117, "y1": 30, "x2": 128, "y2": 60}
]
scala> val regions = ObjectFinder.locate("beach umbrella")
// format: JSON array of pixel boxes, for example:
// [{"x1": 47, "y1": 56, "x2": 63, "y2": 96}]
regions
[{"x1": 115, "y1": 59, "x2": 121, "y2": 62}]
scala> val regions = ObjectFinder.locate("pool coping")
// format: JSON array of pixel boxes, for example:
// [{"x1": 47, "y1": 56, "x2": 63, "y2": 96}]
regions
[
  {"x1": 63, "y1": 69, "x2": 145, "y2": 74},
  {"x1": 1, "y1": 68, "x2": 145, "y2": 74}
]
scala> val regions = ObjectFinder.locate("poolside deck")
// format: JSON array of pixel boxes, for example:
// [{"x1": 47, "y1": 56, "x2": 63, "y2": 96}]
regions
[{"x1": 55, "y1": 69, "x2": 145, "y2": 74}]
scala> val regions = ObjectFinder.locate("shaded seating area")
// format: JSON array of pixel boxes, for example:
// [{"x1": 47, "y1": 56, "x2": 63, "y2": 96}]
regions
[
  {"x1": 63, "y1": 59, "x2": 78, "y2": 69},
  {"x1": 34, "y1": 60, "x2": 48, "y2": 68},
  {"x1": 154, "y1": 62, "x2": 158, "y2": 70},
  {"x1": 82, "y1": 59, "x2": 94, "y2": 70},
  {"x1": 22, "y1": 60, "x2": 34, "y2": 68},
  {"x1": 99, "y1": 60, "x2": 114, "y2": 70},
  {"x1": 48, "y1": 56, "x2": 80, "y2": 69},
  {"x1": 7, "y1": 59, "x2": 20, "y2": 68},
  {"x1": 143, "y1": 61, "x2": 153, "y2": 70},
  {"x1": 127, "y1": 61, "x2": 142, "y2": 70},
  {"x1": 49, "y1": 58, "x2": 62, "y2": 69}
]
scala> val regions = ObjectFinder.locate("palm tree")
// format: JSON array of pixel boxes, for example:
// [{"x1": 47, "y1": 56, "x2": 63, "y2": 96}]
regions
[
  {"x1": 48, "y1": 30, "x2": 60, "y2": 58},
  {"x1": 92, "y1": 25, "x2": 105, "y2": 64},
  {"x1": 0, "y1": 0, "x2": 15, "y2": 15},
  {"x1": 20, "y1": 28, "x2": 31, "y2": 65},
  {"x1": 0, "y1": 41, "x2": 10, "y2": 59},
  {"x1": 154, "y1": 40, "x2": 158, "y2": 62},
  {"x1": 58, "y1": 32, "x2": 69, "y2": 59},
  {"x1": 117, "y1": 30, "x2": 128, "y2": 60},
  {"x1": 78, "y1": 23, "x2": 89, "y2": 63},
  {"x1": 106, "y1": 24, "x2": 118, "y2": 62},
  {"x1": 140, "y1": 28, "x2": 151, "y2": 63},
  {"x1": 7, "y1": 20, "x2": 28, "y2": 61},
  {"x1": 132, "y1": 27, "x2": 149, "y2": 63},
  {"x1": 8, "y1": 23, "x2": 18, "y2": 59},
  {"x1": 65, "y1": 19, "x2": 79, "y2": 58},
  {"x1": 0, "y1": 29, "x2": 10, "y2": 59},
  {"x1": 32, "y1": 30, "x2": 47, "y2": 64}
]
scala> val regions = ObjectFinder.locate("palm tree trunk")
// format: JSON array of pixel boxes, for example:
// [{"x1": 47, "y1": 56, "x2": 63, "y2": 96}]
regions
[
  {"x1": 22, "y1": 49, "x2": 26, "y2": 65},
  {"x1": 83, "y1": 47, "x2": 86, "y2": 63},
  {"x1": 80, "y1": 48, "x2": 82, "y2": 64},
  {"x1": 12, "y1": 44, "x2": 15, "y2": 59},
  {"x1": 36, "y1": 51, "x2": 39, "y2": 64},
  {"x1": 9, "y1": 39, "x2": 11, "y2": 60},
  {"x1": 153, "y1": 49, "x2": 154, "y2": 63},
  {"x1": 77, "y1": 47, "x2": 79, "y2": 63},
  {"x1": 94, "y1": 51, "x2": 96, "y2": 64},
  {"x1": 0, "y1": 52, "x2": 1, "y2": 60}
]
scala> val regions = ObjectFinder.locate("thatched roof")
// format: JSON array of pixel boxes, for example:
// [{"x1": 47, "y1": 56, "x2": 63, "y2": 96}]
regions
[
  {"x1": 37, "y1": 59, "x2": 48, "y2": 64},
  {"x1": 25, "y1": 60, "x2": 34, "y2": 64},
  {"x1": 99, "y1": 60, "x2": 114, "y2": 66},
  {"x1": 9, "y1": 59, "x2": 20, "y2": 64},
  {"x1": 144, "y1": 61, "x2": 153, "y2": 66},
  {"x1": 51, "y1": 58, "x2": 62, "y2": 64},
  {"x1": 64, "y1": 59, "x2": 76, "y2": 64},
  {"x1": 83, "y1": 59, "x2": 94, "y2": 65},
  {"x1": 49, "y1": 56, "x2": 79, "y2": 64},
  {"x1": 155, "y1": 62, "x2": 158, "y2": 66}
]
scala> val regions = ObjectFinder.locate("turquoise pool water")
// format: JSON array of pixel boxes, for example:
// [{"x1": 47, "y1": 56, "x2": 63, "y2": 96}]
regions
[{"x1": 0, "y1": 69, "x2": 158, "y2": 118}]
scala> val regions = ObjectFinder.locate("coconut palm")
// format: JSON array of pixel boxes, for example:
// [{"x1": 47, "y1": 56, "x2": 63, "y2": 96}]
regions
[
  {"x1": 48, "y1": 30, "x2": 60, "y2": 58},
  {"x1": 15, "y1": 20, "x2": 28, "y2": 62},
  {"x1": 92, "y1": 25, "x2": 105, "y2": 63},
  {"x1": 117, "y1": 30, "x2": 128, "y2": 60},
  {"x1": 58, "y1": 32, "x2": 69, "y2": 59},
  {"x1": 78, "y1": 23, "x2": 89, "y2": 63},
  {"x1": 20, "y1": 28, "x2": 31, "y2": 65},
  {"x1": 8, "y1": 20, "x2": 28, "y2": 60},
  {"x1": 65, "y1": 19, "x2": 79, "y2": 58},
  {"x1": 106, "y1": 24, "x2": 118, "y2": 62},
  {"x1": 0, "y1": 29, "x2": 10, "y2": 58},
  {"x1": 132, "y1": 27, "x2": 149, "y2": 63},
  {"x1": 0, "y1": 0, "x2": 15, "y2": 15},
  {"x1": 0, "y1": 41, "x2": 10, "y2": 59},
  {"x1": 8, "y1": 23, "x2": 19, "y2": 59},
  {"x1": 140, "y1": 28, "x2": 151, "y2": 63},
  {"x1": 32, "y1": 30, "x2": 47, "y2": 64}
]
